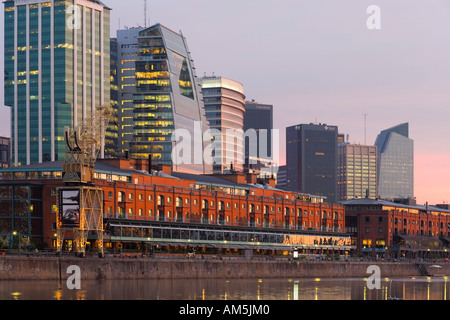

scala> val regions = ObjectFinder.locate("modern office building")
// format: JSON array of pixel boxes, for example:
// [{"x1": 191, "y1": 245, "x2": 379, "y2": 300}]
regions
[
  {"x1": 200, "y1": 76, "x2": 246, "y2": 174},
  {"x1": 4, "y1": 0, "x2": 111, "y2": 166},
  {"x1": 286, "y1": 123, "x2": 338, "y2": 202},
  {"x1": 111, "y1": 27, "x2": 143, "y2": 155},
  {"x1": 243, "y1": 101, "x2": 274, "y2": 175},
  {"x1": 275, "y1": 165, "x2": 286, "y2": 189},
  {"x1": 0, "y1": 137, "x2": 10, "y2": 168},
  {"x1": 374, "y1": 123, "x2": 414, "y2": 200},
  {"x1": 337, "y1": 144, "x2": 377, "y2": 200},
  {"x1": 131, "y1": 24, "x2": 212, "y2": 174},
  {"x1": 107, "y1": 36, "x2": 119, "y2": 158}
]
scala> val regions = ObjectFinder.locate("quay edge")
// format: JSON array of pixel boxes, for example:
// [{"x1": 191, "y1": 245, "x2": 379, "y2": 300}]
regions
[{"x1": 0, "y1": 257, "x2": 449, "y2": 280}]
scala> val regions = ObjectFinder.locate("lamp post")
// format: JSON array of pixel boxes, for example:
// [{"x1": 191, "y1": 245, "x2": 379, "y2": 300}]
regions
[{"x1": 10, "y1": 231, "x2": 17, "y2": 250}]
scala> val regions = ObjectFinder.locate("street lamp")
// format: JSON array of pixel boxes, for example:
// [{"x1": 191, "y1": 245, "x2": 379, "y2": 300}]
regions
[{"x1": 11, "y1": 231, "x2": 17, "y2": 249}]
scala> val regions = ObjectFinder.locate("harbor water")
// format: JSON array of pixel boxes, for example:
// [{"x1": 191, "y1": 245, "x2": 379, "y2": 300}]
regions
[{"x1": 0, "y1": 276, "x2": 448, "y2": 300}]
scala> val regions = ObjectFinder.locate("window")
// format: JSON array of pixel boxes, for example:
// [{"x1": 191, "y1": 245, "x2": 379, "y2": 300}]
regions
[
  {"x1": 118, "y1": 191, "x2": 125, "y2": 202},
  {"x1": 139, "y1": 209, "x2": 143, "y2": 216},
  {"x1": 138, "y1": 194, "x2": 143, "y2": 201},
  {"x1": 128, "y1": 193, "x2": 133, "y2": 200},
  {"x1": 128, "y1": 208, "x2": 133, "y2": 216},
  {"x1": 108, "y1": 191, "x2": 113, "y2": 198},
  {"x1": 148, "y1": 195, "x2": 153, "y2": 202}
]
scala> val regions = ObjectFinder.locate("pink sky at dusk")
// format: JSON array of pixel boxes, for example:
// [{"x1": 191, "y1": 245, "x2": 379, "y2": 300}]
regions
[{"x1": 1, "y1": 0, "x2": 450, "y2": 205}]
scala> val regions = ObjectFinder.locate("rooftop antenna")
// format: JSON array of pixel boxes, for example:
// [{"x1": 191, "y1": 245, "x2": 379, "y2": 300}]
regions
[
  {"x1": 363, "y1": 113, "x2": 368, "y2": 145},
  {"x1": 144, "y1": 0, "x2": 147, "y2": 28}
]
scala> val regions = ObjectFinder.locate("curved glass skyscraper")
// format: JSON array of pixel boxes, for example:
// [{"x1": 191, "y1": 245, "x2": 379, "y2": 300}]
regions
[
  {"x1": 131, "y1": 24, "x2": 211, "y2": 174},
  {"x1": 200, "y1": 76, "x2": 245, "y2": 173},
  {"x1": 374, "y1": 123, "x2": 414, "y2": 200}
]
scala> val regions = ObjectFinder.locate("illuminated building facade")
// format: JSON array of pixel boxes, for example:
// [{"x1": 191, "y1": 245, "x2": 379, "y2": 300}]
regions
[
  {"x1": 200, "y1": 76, "x2": 246, "y2": 174},
  {"x1": 374, "y1": 123, "x2": 414, "y2": 200},
  {"x1": 111, "y1": 27, "x2": 143, "y2": 156},
  {"x1": 343, "y1": 198, "x2": 450, "y2": 258},
  {"x1": 131, "y1": 24, "x2": 211, "y2": 174},
  {"x1": 4, "y1": 0, "x2": 111, "y2": 165},
  {"x1": 0, "y1": 159, "x2": 351, "y2": 255},
  {"x1": 337, "y1": 144, "x2": 377, "y2": 200}
]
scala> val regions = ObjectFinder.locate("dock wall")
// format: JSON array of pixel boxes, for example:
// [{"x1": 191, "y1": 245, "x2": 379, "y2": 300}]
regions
[{"x1": 0, "y1": 257, "x2": 448, "y2": 280}]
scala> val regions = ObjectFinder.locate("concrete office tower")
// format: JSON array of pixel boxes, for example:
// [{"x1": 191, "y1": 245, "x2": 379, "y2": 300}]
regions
[
  {"x1": 110, "y1": 27, "x2": 143, "y2": 155},
  {"x1": 337, "y1": 144, "x2": 377, "y2": 200},
  {"x1": 200, "y1": 76, "x2": 245, "y2": 174},
  {"x1": 243, "y1": 101, "x2": 274, "y2": 175},
  {"x1": 374, "y1": 123, "x2": 414, "y2": 200},
  {"x1": 286, "y1": 123, "x2": 338, "y2": 202},
  {"x1": 131, "y1": 24, "x2": 212, "y2": 174},
  {"x1": 4, "y1": 0, "x2": 111, "y2": 165}
]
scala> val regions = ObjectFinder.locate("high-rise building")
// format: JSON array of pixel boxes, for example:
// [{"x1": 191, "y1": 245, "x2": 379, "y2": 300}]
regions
[
  {"x1": 107, "y1": 36, "x2": 119, "y2": 158},
  {"x1": 131, "y1": 24, "x2": 211, "y2": 174},
  {"x1": 200, "y1": 75, "x2": 245, "y2": 173},
  {"x1": 111, "y1": 27, "x2": 143, "y2": 156},
  {"x1": 0, "y1": 137, "x2": 11, "y2": 168},
  {"x1": 374, "y1": 123, "x2": 414, "y2": 200},
  {"x1": 243, "y1": 101, "x2": 274, "y2": 175},
  {"x1": 337, "y1": 144, "x2": 377, "y2": 200},
  {"x1": 4, "y1": 0, "x2": 111, "y2": 165},
  {"x1": 275, "y1": 165, "x2": 286, "y2": 189},
  {"x1": 286, "y1": 123, "x2": 338, "y2": 202}
]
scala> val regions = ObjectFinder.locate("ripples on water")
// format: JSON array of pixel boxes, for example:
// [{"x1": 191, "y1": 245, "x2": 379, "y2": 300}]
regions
[{"x1": 0, "y1": 277, "x2": 448, "y2": 300}]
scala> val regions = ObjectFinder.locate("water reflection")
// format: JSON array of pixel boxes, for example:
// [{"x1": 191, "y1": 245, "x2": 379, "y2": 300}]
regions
[{"x1": 0, "y1": 277, "x2": 448, "y2": 300}]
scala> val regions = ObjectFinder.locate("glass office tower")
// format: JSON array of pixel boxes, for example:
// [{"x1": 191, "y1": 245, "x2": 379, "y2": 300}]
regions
[
  {"x1": 111, "y1": 27, "x2": 143, "y2": 156},
  {"x1": 200, "y1": 75, "x2": 245, "y2": 174},
  {"x1": 4, "y1": 0, "x2": 111, "y2": 165},
  {"x1": 243, "y1": 101, "x2": 274, "y2": 175},
  {"x1": 286, "y1": 123, "x2": 338, "y2": 202},
  {"x1": 132, "y1": 24, "x2": 212, "y2": 174},
  {"x1": 374, "y1": 123, "x2": 414, "y2": 200}
]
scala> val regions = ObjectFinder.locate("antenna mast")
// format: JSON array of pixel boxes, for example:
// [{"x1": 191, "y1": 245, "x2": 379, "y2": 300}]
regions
[
  {"x1": 144, "y1": 0, "x2": 147, "y2": 28},
  {"x1": 363, "y1": 113, "x2": 368, "y2": 145}
]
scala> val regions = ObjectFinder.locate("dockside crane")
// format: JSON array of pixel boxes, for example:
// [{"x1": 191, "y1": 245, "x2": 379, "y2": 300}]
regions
[{"x1": 56, "y1": 105, "x2": 113, "y2": 257}]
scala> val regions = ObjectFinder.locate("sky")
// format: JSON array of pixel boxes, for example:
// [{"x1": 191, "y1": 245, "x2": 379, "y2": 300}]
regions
[{"x1": 1, "y1": 0, "x2": 450, "y2": 205}]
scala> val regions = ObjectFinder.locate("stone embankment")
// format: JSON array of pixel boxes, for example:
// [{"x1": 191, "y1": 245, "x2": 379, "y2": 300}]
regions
[{"x1": 0, "y1": 256, "x2": 448, "y2": 280}]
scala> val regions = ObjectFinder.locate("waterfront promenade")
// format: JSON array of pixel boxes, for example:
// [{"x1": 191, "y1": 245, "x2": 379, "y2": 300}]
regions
[{"x1": 0, "y1": 253, "x2": 448, "y2": 281}]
